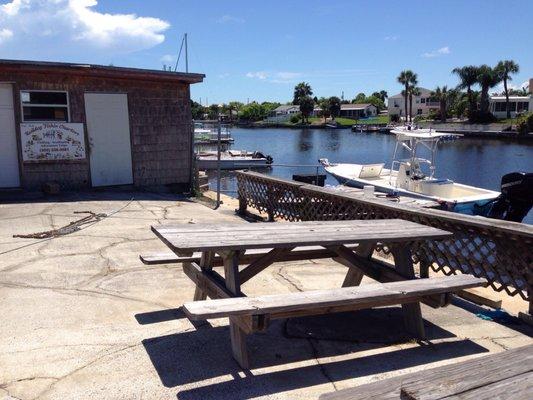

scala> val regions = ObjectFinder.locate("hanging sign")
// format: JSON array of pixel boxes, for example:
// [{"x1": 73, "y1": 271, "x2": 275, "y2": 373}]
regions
[{"x1": 20, "y1": 122, "x2": 86, "y2": 161}]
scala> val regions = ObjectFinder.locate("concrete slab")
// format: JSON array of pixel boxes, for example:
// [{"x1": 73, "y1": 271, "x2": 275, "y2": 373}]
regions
[{"x1": 0, "y1": 191, "x2": 531, "y2": 400}]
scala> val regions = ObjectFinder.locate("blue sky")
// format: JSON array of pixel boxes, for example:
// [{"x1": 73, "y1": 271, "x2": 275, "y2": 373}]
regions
[{"x1": 1, "y1": 0, "x2": 531, "y2": 104}]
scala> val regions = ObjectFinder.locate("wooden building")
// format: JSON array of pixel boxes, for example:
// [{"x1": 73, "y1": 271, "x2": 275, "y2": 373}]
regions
[{"x1": 0, "y1": 59, "x2": 204, "y2": 191}]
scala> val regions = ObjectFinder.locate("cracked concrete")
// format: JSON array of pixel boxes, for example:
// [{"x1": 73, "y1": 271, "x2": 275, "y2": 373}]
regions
[{"x1": 0, "y1": 191, "x2": 532, "y2": 400}]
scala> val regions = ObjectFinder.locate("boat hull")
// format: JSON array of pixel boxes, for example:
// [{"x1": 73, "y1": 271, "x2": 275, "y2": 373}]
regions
[
  {"x1": 197, "y1": 157, "x2": 271, "y2": 170},
  {"x1": 326, "y1": 169, "x2": 498, "y2": 216}
]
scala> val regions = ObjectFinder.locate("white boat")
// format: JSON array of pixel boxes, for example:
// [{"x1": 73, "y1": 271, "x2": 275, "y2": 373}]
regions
[
  {"x1": 194, "y1": 122, "x2": 234, "y2": 144},
  {"x1": 196, "y1": 150, "x2": 273, "y2": 170},
  {"x1": 320, "y1": 126, "x2": 500, "y2": 214}
]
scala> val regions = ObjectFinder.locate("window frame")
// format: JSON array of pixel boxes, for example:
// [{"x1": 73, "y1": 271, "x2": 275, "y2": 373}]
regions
[{"x1": 20, "y1": 89, "x2": 70, "y2": 123}]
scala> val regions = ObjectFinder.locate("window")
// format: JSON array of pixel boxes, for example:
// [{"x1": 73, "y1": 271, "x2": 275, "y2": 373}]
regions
[
  {"x1": 421, "y1": 98, "x2": 426, "y2": 104},
  {"x1": 517, "y1": 102, "x2": 529, "y2": 112},
  {"x1": 417, "y1": 109, "x2": 423, "y2": 115},
  {"x1": 21, "y1": 91, "x2": 69, "y2": 122}
]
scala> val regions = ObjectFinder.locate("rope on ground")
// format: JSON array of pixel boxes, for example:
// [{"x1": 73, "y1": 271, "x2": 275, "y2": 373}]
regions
[
  {"x1": 0, "y1": 198, "x2": 134, "y2": 256},
  {"x1": 13, "y1": 211, "x2": 107, "y2": 239}
]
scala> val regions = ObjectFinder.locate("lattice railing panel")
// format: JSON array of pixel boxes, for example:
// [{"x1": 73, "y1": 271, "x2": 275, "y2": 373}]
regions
[{"x1": 236, "y1": 172, "x2": 532, "y2": 301}]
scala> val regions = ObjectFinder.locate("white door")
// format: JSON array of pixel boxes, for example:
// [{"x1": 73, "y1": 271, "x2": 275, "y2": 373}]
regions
[
  {"x1": 0, "y1": 84, "x2": 20, "y2": 188},
  {"x1": 85, "y1": 93, "x2": 133, "y2": 187}
]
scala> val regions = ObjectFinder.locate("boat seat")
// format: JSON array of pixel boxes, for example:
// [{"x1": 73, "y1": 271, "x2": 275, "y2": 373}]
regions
[{"x1": 358, "y1": 164, "x2": 384, "y2": 179}]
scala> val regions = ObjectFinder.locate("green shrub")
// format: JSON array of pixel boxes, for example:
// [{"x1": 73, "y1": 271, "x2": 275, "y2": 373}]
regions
[
  {"x1": 413, "y1": 115, "x2": 426, "y2": 123},
  {"x1": 390, "y1": 114, "x2": 400, "y2": 123},
  {"x1": 516, "y1": 112, "x2": 533, "y2": 135},
  {"x1": 290, "y1": 114, "x2": 301, "y2": 124},
  {"x1": 468, "y1": 110, "x2": 497, "y2": 123}
]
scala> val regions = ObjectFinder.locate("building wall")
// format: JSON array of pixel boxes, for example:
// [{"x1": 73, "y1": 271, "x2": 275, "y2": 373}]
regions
[
  {"x1": 388, "y1": 92, "x2": 439, "y2": 117},
  {"x1": 1, "y1": 70, "x2": 192, "y2": 190},
  {"x1": 489, "y1": 96, "x2": 532, "y2": 119}
]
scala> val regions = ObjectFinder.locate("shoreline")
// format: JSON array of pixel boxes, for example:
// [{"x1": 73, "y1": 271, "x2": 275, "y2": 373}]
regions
[{"x1": 231, "y1": 122, "x2": 533, "y2": 141}]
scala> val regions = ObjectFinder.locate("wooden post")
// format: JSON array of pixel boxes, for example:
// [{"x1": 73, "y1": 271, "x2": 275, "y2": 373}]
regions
[
  {"x1": 391, "y1": 245, "x2": 426, "y2": 339},
  {"x1": 341, "y1": 243, "x2": 375, "y2": 287},
  {"x1": 221, "y1": 250, "x2": 250, "y2": 369},
  {"x1": 238, "y1": 193, "x2": 247, "y2": 215},
  {"x1": 193, "y1": 251, "x2": 214, "y2": 301}
]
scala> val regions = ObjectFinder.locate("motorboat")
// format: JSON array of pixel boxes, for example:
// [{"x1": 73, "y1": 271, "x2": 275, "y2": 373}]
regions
[
  {"x1": 194, "y1": 122, "x2": 234, "y2": 144},
  {"x1": 196, "y1": 150, "x2": 273, "y2": 170},
  {"x1": 320, "y1": 126, "x2": 500, "y2": 214}
]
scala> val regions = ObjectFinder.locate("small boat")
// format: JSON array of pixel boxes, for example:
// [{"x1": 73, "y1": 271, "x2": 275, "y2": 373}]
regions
[
  {"x1": 194, "y1": 122, "x2": 234, "y2": 144},
  {"x1": 320, "y1": 126, "x2": 500, "y2": 215},
  {"x1": 196, "y1": 150, "x2": 273, "y2": 170}
]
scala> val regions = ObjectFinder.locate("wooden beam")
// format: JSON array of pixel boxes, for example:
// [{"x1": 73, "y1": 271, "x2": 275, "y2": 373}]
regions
[
  {"x1": 400, "y1": 344, "x2": 533, "y2": 400},
  {"x1": 391, "y1": 245, "x2": 425, "y2": 339},
  {"x1": 331, "y1": 246, "x2": 452, "y2": 308},
  {"x1": 183, "y1": 275, "x2": 486, "y2": 320},
  {"x1": 221, "y1": 250, "x2": 249, "y2": 369},
  {"x1": 239, "y1": 247, "x2": 294, "y2": 284}
]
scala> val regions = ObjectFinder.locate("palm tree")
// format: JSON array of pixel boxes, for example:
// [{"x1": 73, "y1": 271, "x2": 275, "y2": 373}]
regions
[
  {"x1": 379, "y1": 90, "x2": 388, "y2": 102},
  {"x1": 431, "y1": 86, "x2": 451, "y2": 122},
  {"x1": 293, "y1": 82, "x2": 313, "y2": 105},
  {"x1": 495, "y1": 60, "x2": 520, "y2": 119},
  {"x1": 452, "y1": 65, "x2": 479, "y2": 116},
  {"x1": 397, "y1": 70, "x2": 415, "y2": 122},
  {"x1": 476, "y1": 65, "x2": 501, "y2": 115},
  {"x1": 328, "y1": 96, "x2": 341, "y2": 121},
  {"x1": 408, "y1": 85, "x2": 420, "y2": 122}
]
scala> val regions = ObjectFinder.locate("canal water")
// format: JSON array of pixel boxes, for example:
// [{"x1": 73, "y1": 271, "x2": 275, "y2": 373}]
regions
[{"x1": 206, "y1": 127, "x2": 533, "y2": 223}]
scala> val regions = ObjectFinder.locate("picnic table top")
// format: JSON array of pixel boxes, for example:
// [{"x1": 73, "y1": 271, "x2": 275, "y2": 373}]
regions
[{"x1": 151, "y1": 219, "x2": 451, "y2": 254}]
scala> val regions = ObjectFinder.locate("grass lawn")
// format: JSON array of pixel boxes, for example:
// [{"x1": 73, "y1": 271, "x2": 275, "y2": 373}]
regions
[{"x1": 353, "y1": 115, "x2": 390, "y2": 125}]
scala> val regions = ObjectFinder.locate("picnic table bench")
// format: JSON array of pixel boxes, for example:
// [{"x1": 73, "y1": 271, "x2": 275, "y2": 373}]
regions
[
  {"x1": 151, "y1": 220, "x2": 487, "y2": 369},
  {"x1": 319, "y1": 343, "x2": 533, "y2": 400}
]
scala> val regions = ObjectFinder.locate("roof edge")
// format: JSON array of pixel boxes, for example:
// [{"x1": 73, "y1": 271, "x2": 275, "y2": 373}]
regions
[{"x1": 0, "y1": 59, "x2": 205, "y2": 84}]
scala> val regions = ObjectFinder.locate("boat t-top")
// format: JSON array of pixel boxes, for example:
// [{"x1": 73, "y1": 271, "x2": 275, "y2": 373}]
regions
[{"x1": 320, "y1": 126, "x2": 500, "y2": 214}]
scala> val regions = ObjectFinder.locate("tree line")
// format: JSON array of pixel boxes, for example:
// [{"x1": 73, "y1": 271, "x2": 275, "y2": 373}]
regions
[{"x1": 397, "y1": 59, "x2": 522, "y2": 123}]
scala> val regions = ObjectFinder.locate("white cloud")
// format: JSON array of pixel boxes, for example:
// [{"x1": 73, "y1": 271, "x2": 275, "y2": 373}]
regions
[
  {"x1": 384, "y1": 35, "x2": 397, "y2": 41},
  {"x1": 246, "y1": 71, "x2": 268, "y2": 80},
  {"x1": 0, "y1": 0, "x2": 170, "y2": 53},
  {"x1": 217, "y1": 15, "x2": 244, "y2": 24},
  {"x1": 422, "y1": 46, "x2": 451, "y2": 58},
  {"x1": 0, "y1": 28, "x2": 13, "y2": 43}
]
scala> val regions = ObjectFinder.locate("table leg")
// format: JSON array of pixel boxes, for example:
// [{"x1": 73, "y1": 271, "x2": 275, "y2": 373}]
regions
[
  {"x1": 221, "y1": 250, "x2": 250, "y2": 369},
  {"x1": 341, "y1": 243, "x2": 375, "y2": 287},
  {"x1": 193, "y1": 251, "x2": 215, "y2": 301},
  {"x1": 392, "y1": 245, "x2": 426, "y2": 339}
]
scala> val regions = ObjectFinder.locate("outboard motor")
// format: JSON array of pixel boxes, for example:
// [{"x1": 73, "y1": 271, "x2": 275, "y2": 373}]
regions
[{"x1": 488, "y1": 172, "x2": 533, "y2": 222}]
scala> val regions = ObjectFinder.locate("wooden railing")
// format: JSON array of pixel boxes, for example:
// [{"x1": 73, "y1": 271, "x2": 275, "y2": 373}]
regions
[{"x1": 236, "y1": 171, "x2": 533, "y2": 314}]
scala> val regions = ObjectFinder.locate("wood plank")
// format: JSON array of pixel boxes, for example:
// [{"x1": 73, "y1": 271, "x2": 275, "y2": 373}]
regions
[
  {"x1": 152, "y1": 220, "x2": 452, "y2": 253},
  {"x1": 332, "y1": 247, "x2": 453, "y2": 309},
  {"x1": 400, "y1": 345, "x2": 533, "y2": 400},
  {"x1": 320, "y1": 345, "x2": 533, "y2": 400},
  {"x1": 193, "y1": 251, "x2": 215, "y2": 301},
  {"x1": 341, "y1": 243, "x2": 374, "y2": 287},
  {"x1": 140, "y1": 245, "x2": 360, "y2": 265},
  {"x1": 442, "y1": 371, "x2": 532, "y2": 400},
  {"x1": 183, "y1": 275, "x2": 486, "y2": 320},
  {"x1": 239, "y1": 247, "x2": 294, "y2": 284},
  {"x1": 457, "y1": 287, "x2": 502, "y2": 309},
  {"x1": 392, "y1": 246, "x2": 425, "y2": 339},
  {"x1": 221, "y1": 250, "x2": 249, "y2": 369}
]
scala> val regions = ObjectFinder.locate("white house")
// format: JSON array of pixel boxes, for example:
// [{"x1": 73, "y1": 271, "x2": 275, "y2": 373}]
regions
[
  {"x1": 339, "y1": 103, "x2": 377, "y2": 119},
  {"x1": 489, "y1": 95, "x2": 532, "y2": 119},
  {"x1": 388, "y1": 87, "x2": 439, "y2": 119},
  {"x1": 266, "y1": 105, "x2": 300, "y2": 122}
]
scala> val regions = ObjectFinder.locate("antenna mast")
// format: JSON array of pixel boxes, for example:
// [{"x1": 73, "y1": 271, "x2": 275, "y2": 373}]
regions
[{"x1": 174, "y1": 33, "x2": 189, "y2": 72}]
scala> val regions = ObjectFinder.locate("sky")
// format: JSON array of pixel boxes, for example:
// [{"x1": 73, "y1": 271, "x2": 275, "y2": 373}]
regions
[{"x1": 0, "y1": 0, "x2": 532, "y2": 104}]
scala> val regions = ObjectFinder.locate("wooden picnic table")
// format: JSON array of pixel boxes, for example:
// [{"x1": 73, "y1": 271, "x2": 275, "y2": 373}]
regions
[{"x1": 151, "y1": 219, "x2": 484, "y2": 369}]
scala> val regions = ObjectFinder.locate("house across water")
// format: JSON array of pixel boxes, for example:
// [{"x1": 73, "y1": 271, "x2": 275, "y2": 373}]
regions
[{"x1": 0, "y1": 59, "x2": 204, "y2": 191}]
